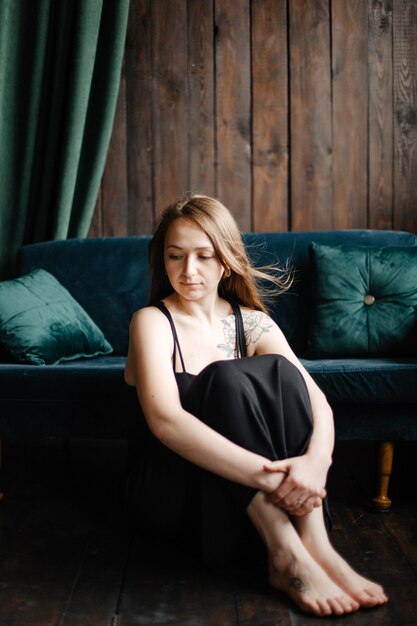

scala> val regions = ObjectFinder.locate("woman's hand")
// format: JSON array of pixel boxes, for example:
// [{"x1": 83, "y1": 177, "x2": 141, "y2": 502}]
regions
[{"x1": 263, "y1": 453, "x2": 328, "y2": 516}]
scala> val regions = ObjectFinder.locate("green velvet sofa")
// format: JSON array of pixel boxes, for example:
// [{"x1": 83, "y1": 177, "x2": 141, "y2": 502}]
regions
[{"x1": 1, "y1": 229, "x2": 417, "y2": 510}]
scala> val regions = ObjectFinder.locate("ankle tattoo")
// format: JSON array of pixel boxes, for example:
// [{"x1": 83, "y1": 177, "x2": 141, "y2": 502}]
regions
[{"x1": 289, "y1": 577, "x2": 307, "y2": 592}]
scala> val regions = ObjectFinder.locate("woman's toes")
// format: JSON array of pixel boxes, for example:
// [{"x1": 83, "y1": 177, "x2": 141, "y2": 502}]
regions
[
  {"x1": 301, "y1": 593, "x2": 357, "y2": 617},
  {"x1": 345, "y1": 597, "x2": 360, "y2": 613},
  {"x1": 333, "y1": 596, "x2": 358, "y2": 615},
  {"x1": 354, "y1": 586, "x2": 388, "y2": 607},
  {"x1": 329, "y1": 599, "x2": 346, "y2": 615},
  {"x1": 366, "y1": 588, "x2": 388, "y2": 605},
  {"x1": 302, "y1": 599, "x2": 331, "y2": 617},
  {"x1": 318, "y1": 601, "x2": 333, "y2": 616}
]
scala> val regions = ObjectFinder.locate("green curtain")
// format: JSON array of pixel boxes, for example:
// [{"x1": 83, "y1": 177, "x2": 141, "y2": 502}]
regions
[{"x1": 0, "y1": 0, "x2": 130, "y2": 279}]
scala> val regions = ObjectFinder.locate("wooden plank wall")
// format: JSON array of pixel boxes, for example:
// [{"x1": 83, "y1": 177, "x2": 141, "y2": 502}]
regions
[{"x1": 90, "y1": 0, "x2": 417, "y2": 237}]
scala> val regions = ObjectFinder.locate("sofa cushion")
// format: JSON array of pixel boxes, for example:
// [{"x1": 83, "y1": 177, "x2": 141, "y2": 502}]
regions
[
  {"x1": 0, "y1": 356, "x2": 139, "y2": 439},
  {"x1": 2, "y1": 353, "x2": 416, "y2": 405},
  {"x1": 0, "y1": 269, "x2": 113, "y2": 365},
  {"x1": 242, "y1": 230, "x2": 417, "y2": 355},
  {"x1": 18, "y1": 232, "x2": 417, "y2": 357},
  {"x1": 0, "y1": 356, "x2": 127, "y2": 402},
  {"x1": 308, "y1": 244, "x2": 417, "y2": 357},
  {"x1": 303, "y1": 357, "x2": 417, "y2": 404},
  {"x1": 2, "y1": 357, "x2": 417, "y2": 441}
]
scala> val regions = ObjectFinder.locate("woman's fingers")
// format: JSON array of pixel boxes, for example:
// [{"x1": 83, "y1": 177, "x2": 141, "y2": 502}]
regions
[
  {"x1": 288, "y1": 496, "x2": 322, "y2": 516},
  {"x1": 263, "y1": 461, "x2": 289, "y2": 474},
  {"x1": 269, "y1": 487, "x2": 326, "y2": 510},
  {"x1": 264, "y1": 457, "x2": 327, "y2": 510}
]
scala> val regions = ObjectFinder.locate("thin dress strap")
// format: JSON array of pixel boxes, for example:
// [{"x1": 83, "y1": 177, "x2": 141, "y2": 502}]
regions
[
  {"x1": 154, "y1": 302, "x2": 187, "y2": 373},
  {"x1": 232, "y1": 303, "x2": 247, "y2": 358}
]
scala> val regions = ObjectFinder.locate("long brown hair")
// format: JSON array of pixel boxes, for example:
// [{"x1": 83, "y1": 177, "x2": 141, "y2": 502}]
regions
[{"x1": 148, "y1": 194, "x2": 292, "y2": 311}]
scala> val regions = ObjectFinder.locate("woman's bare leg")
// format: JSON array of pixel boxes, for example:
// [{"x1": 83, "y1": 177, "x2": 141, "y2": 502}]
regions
[
  {"x1": 293, "y1": 506, "x2": 388, "y2": 608},
  {"x1": 247, "y1": 492, "x2": 360, "y2": 616}
]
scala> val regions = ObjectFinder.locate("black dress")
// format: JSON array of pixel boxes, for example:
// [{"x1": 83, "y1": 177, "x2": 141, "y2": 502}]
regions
[{"x1": 127, "y1": 301, "x2": 326, "y2": 569}]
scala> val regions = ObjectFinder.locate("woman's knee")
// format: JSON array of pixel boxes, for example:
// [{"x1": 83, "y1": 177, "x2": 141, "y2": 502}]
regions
[
  {"x1": 277, "y1": 355, "x2": 303, "y2": 385},
  {"x1": 203, "y1": 359, "x2": 246, "y2": 394}
]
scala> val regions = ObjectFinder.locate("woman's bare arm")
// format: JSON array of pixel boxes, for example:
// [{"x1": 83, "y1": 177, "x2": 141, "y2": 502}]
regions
[
  {"x1": 125, "y1": 307, "x2": 286, "y2": 494},
  {"x1": 252, "y1": 312, "x2": 334, "y2": 513}
]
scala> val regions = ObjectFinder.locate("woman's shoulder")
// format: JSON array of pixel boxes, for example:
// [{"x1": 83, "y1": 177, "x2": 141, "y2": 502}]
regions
[
  {"x1": 236, "y1": 306, "x2": 276, "y2": 351},
  {"x1": 130, "y1": 304, "x2": 170, "y2": 330},
  {"x1": 238, "y1": 306, "x2": 274, "y2": 325},
  {"x1": 128, "y1": 305, "x2": 174, "y2": 360}
]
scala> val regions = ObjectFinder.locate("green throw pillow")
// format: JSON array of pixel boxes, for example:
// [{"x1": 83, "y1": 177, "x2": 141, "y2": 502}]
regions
[
  {"x1": 0, "y1": 269, "x2": 113, "y2": 365},
  {"x1": 309, "y1": 244, "x2": 417, "y2": 357}
]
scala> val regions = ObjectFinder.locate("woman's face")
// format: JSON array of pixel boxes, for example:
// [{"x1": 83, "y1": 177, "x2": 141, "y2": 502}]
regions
[{"x1": 164, "y1": 218, "x2": 225, "y2": 301}]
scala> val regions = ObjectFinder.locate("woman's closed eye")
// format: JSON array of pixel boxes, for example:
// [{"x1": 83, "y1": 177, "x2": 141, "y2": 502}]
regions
[{"x1": 168, "y1": 254, "x2": 213, "y2": 261}]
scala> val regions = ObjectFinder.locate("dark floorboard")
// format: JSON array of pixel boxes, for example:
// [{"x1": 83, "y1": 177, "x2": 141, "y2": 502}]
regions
[{"x1": 0, "y1": 439, "x2": 416, "y2": 626}]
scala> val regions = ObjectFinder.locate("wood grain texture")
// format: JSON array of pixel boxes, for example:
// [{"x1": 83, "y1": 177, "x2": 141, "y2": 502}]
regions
[
  {"x1": 251, "y1": 0, "x2": 289, "y2": 232},
  {"x1": 215, "y1": 0, "x2": 251, "y2": 229},
  {"x1": 290, "y1": 0, "x2": 332, "y2": 231},
  {"x1": 2, "y1": 440, "x2": 417, "y2": 625},
  {"x1": 368, "y1": 0, "x2": 394, "y2": 230},
  {"x1": 125, "y1": 0, "x2": 154, "y2": 234},
  {"x1": 117, "y1": 536, "x2": 237, "y2": 626},
  {"x1": 393, "y1": 0, "x2": 417, "y2": 233},
  {"x1": 188, "y1": 0, "x2": 215, "y2": 198},
  {"x1": 332, "y1": 0, "x2": 369, "y2": 229},
  {"x1": 152, "y1": 0, "x2": 188, "y2": 217},
  {"x1": 92, "y1": 0, "x2": 417, "y2": 237}
]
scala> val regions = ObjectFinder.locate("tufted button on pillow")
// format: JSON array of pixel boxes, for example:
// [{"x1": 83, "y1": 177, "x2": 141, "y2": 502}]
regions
[
  {"x1": 364, "y1": 294, "x2": 376, "y2": 306},
  {"x1": 308, "y1": 244, "x2": 417, "y2": 357}
]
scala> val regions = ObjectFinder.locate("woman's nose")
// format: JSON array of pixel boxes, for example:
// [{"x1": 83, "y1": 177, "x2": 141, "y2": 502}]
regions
[{"x1": 184, "y1": 256, "x2": 196, "y2": 275}]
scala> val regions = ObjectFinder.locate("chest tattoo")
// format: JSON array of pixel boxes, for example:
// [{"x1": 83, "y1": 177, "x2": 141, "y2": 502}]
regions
[
  {"x1": 217, "y1": 316, "x2": 237, "y2": 357},
  {"x1": 217, "y1": 311, "x2": 273, "y2": 357}
]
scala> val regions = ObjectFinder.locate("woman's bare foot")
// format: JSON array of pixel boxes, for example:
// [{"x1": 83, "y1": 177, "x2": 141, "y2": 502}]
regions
[
  {"x1": 247, "y1": 492, "x2": 360, "y2": 616},
  {"x1": 268, "y1": 549, "x2": 360, "y2": 616},
  {"x1": 301, "y1": 538, "x2": 388, "y2": 608}
]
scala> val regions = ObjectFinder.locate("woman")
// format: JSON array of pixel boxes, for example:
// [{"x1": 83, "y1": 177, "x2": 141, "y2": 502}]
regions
[{"x1": 124, "y1": 194, "x2": 387, "y2": 617}]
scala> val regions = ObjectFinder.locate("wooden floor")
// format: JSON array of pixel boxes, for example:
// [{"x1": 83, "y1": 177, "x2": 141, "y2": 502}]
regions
[{"x1": 0, "y1": 439, "x2": 416, "y2": 626}]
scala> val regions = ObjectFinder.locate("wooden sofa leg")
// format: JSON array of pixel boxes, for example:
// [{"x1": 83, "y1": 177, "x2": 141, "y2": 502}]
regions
[{"x1": 372, "y1": 441, "x2": 393, "y2": 512}]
